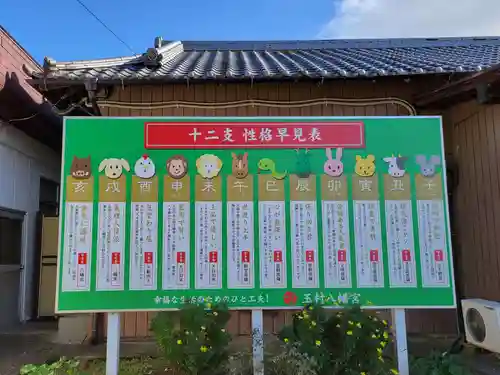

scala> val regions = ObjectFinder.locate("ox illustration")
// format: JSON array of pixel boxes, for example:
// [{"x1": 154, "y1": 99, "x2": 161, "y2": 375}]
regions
[{"x1": 383, "y1": 155, "x2": 408, "y2": 178}]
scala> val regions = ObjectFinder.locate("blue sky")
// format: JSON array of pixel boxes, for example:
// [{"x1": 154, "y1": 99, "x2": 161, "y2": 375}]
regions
[{"x1": 2, "y1": 0, "x2": 335, "y2": 64}]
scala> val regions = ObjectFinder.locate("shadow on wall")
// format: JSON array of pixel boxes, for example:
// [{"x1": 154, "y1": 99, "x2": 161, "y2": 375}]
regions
[{"x1": 0, "y1": 70, "x2": 62, "y2": 152}]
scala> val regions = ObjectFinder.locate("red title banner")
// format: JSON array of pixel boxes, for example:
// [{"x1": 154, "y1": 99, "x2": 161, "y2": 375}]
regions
[{"x1": 145, "y1": 121, "x2": 365, "y2": 149}]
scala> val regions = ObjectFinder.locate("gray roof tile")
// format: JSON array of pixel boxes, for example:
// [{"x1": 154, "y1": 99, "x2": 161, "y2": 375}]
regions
[{"x1": 36, "y1": 37, "x2": 500, "y2": 83}]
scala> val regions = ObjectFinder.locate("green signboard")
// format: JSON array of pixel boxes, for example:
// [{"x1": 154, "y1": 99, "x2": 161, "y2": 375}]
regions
[{"x1": 56, "y1": 116, "x2": 456, "y2": 313}]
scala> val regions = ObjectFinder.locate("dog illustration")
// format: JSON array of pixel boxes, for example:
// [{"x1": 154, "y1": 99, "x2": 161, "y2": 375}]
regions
[
  {"x1": 196, "y1": 154, "x2": 223, "y2": 179},
  {"x1": 98, "y1": 158, "x2": 130, "y2": 179}
]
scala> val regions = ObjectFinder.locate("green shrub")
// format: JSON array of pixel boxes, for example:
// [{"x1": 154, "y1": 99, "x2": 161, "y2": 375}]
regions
[
  {"x1": 150, "y1": 302, "x2": 232, "y2": 375},
  {"x1": 278, "y1": 304, "x2": 399, "y2": 375},
  {"x1": 411, "y1": 350, "x2": 471, "y2": 375},
  {"x1": 81, "y1": 357, "x2": 154, "y2": 375},
  {"x1": 20, "y1": 357, "x2": 81, "y2": 375}
]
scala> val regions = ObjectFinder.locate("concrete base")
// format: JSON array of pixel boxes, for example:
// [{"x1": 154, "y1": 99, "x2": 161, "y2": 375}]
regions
[{"x1": 53, "y1": 315, "x2": 91, "y2": 344}]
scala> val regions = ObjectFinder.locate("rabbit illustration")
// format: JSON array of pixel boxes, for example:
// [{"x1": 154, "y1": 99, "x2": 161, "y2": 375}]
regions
[{"x1": 324, "y1": 147, "x2": 344, "y2": 177}]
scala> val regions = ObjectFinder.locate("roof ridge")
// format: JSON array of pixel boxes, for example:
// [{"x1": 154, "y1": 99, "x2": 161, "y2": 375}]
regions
[
  {"x1": 179, "y1": 36, "x2": 500, "y2": 51},
  {"x1": 43, "y1": 54, "x2": 141, "y2": 70},
  {"x1": 43, "y1": 41, "x2": 183, "y2": 71},
  {"x1": 0, "y1": 26, "x2": 42, "y2": 70}
]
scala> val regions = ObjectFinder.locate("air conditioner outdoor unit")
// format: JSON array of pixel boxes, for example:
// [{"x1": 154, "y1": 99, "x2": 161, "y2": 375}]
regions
[{"x1": 461, "y1": 298, "x2": 500, "y2": 354}]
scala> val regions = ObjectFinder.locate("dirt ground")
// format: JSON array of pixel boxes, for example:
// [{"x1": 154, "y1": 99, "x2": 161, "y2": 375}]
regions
[
  {"x1": 1, "y1": 322, "x2": 500, "y2": 375},
  {"x1": 0, "y1": 321, "x2": 157, "y2": 375}
]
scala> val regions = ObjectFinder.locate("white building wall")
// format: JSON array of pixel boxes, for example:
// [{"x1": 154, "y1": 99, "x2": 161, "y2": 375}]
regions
[{"x1": 0, "y1": 121, "x2": 60, "y2": 320}]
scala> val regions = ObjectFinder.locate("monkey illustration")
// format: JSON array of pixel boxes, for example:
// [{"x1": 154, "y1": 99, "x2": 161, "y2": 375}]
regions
[{"x1": 166, "y1": 155, "x2": 188, "y2": 179}]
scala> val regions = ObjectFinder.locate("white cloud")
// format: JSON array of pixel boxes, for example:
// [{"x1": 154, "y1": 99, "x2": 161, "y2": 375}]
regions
[{"x1": 319, "y1": 0, "x2": 500, "y2": 39}]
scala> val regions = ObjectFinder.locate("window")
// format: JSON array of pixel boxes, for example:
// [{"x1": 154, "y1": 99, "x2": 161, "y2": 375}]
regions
[
  {"x1": 0, "y1": 214, "x2": 23, "y2": 265},
  {"x1": 39, "y1": 177, "x2": 60, "y2": 216}
]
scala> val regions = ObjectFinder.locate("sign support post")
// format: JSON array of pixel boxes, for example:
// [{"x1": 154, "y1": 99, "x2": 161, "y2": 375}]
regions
[
  {"x1": 392, "y1": 308, "x2": 409, "y2": 375},
  {"x1": 252, "y1": 309, "x2": 264, "y2": 375},
  {"x1": 106, "y1": 312, "x2": 121, "y2": 375}
]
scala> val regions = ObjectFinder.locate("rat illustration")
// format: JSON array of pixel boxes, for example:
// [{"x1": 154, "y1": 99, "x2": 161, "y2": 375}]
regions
[{"x1": 415, "y1": 155, "x2": 441, "y2": 177}]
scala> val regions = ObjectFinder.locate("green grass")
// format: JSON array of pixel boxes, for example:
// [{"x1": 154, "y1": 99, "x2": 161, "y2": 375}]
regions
[{"x1": 80, "y1": 357, "x2": 164, "y2": 375}]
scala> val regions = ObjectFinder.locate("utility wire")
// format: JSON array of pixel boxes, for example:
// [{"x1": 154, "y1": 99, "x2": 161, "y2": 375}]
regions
[
  {"x1": 7, "y1": 96, "x2": 67, "y2": 124},
  {"x1": 74, "y1": 0, "x2": 137, "y2": 56}
]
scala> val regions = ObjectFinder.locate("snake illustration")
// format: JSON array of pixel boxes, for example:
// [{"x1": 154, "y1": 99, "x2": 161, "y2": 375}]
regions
[{"x1": 257, "y1": 158, "x2": 287, "y2": 180}]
